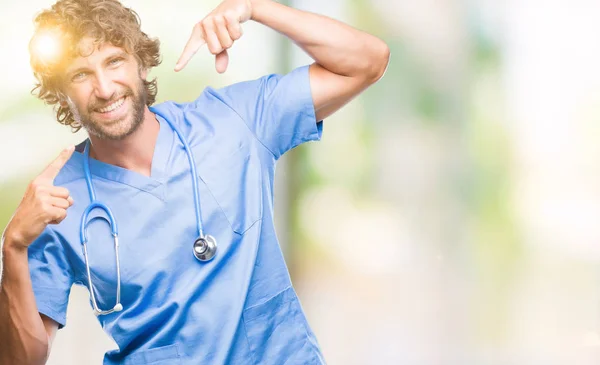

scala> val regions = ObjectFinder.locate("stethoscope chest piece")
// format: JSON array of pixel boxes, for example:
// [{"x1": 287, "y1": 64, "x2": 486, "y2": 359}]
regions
[{"x1": 193, "y1": 235, "x2": 217, "y2": 261}]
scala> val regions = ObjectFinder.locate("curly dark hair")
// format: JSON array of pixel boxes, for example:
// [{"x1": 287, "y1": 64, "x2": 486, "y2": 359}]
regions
[{"x1": 29, "y1": 0, "x2": 161, "y2": 132}]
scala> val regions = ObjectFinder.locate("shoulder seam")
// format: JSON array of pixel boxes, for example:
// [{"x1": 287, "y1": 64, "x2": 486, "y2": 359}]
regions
[{"x1": 205, "y1": 87, "x2": 278, "y2": 160}]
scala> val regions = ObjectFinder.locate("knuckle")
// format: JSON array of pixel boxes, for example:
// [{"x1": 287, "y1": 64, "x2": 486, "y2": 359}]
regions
[
  {"x1": 49, "y1": 209, "x2": 65, "y2": 222},
  {"x1": 41, "y1": 199, "x2": 51, "y2": 208},
  {"x1": 201, "y1": 18, "x2": 213, "y2": 29},
  {"x1": 30, "y1": 179, "x2": 41, "y2": 189},
  {"x1": 214, "y1": 15, "x2": 226, "y2": 25},
  {"x1": 33, "y1": 184, "x2": 46, "y2": 197},
  {"x1": 40, "y1": 202, "x2": 51, "y2": 215},
  {"x1": 224, "y1": 11, "x2": 237, "y2": 22},
  {"x1": 209, "y1": 44, "x2": 222, "y2": 54}
]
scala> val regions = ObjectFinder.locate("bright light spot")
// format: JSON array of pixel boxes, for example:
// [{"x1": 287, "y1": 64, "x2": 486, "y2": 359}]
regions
[{"x1": 32, "y1": 30, "x2": 62, "y2": 64}]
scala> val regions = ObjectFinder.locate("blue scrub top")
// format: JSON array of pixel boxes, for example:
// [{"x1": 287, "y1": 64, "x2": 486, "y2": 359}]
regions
[{"x1": 27, "y1": 65, "x2": 326, "y2": 365}]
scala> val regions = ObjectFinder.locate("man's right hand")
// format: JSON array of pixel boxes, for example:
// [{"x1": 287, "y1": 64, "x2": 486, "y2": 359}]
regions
[{"x1": 3, "y1": 146, "x2": 75, "y2": 250}]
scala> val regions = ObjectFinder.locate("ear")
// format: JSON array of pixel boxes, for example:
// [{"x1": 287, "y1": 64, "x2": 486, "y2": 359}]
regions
[
  {"x1": 58, "y1": 94, "x2": 68, "y2": 108},
  {"x1": 57, "y1": 91, "x2": 70, "y2": 108},
  {"x1": 140, "y1": 68, "x2": 148, "y2": 80}
]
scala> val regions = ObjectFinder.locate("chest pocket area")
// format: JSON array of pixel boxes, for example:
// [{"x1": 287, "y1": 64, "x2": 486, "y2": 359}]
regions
[{"x1": 197, "y1": 140, "x2": 263, "y2": 235}]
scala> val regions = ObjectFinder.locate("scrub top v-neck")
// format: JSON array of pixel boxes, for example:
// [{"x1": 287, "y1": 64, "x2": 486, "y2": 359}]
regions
[{"x1": 71, "y1": 112, "x2": 175, "y2": 200}]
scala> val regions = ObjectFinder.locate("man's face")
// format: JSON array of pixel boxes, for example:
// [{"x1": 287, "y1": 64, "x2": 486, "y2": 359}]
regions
[{"x1": 61, "y1": 38, "x2": 148, "y2": 140}]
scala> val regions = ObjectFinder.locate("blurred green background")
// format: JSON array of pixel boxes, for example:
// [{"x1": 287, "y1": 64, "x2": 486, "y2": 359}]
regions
[{"x1": 2, "y1": 0, "x2": 600, "y2": 364}]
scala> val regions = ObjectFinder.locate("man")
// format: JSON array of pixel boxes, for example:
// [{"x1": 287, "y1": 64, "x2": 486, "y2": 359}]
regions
[{"x1": 0, "y1": 0, "x2": 389, "y2": 364}]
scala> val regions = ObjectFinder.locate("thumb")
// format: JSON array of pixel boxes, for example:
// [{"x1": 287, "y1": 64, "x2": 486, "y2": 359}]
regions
[{"x1": 215, "y1": 50, "x2": 229, "y2": 74}]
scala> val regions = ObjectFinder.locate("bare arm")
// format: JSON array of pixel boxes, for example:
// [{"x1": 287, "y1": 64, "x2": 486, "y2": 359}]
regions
[
  {"x1": 175, "y1": 0, "x2": 390, "y2": 121},
  {"x1": 0, "y1": 147, "x2": 74, "y2": 365},
  {"x1": 251, "y1": 0, "x2": 390, "y2": 121},
  {"x1": 0, "y1": 241, "x2": 56, "y2": 365}
]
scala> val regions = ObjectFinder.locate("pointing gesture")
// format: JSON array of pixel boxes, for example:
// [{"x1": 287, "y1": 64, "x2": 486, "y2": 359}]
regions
[
  {"x1": 3, "y1": 146, "x2": 75, "y2": 249},
  {"x1": 39, "y1": 146, "x2": 75, "y2": 183},
  {"x1": 175, "y1": 0, "x2": 252, "y2": 74}
]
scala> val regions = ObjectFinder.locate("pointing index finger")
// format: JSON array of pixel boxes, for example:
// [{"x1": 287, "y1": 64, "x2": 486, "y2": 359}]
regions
[
  {"x1": 40, "y1": 146, "x2": 75, "y2": 181},
  {"x1": 175, "y1": 25, "x2": 207, "y2": 72}
]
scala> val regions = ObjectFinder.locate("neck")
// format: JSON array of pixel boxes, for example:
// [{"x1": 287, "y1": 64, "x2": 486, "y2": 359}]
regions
[{"x1": 88, "y1": 107, "x2": 159, "y2": 177}]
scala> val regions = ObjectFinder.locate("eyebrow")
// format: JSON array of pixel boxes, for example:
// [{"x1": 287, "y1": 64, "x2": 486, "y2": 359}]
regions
[{"x1": 66, "y1": 51, "x2": 130, "y2": 78}]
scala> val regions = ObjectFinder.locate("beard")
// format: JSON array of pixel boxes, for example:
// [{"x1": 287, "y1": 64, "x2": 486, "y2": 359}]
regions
[{"x1": 69, "y1": 78, "x2": 147, "y2": 141}]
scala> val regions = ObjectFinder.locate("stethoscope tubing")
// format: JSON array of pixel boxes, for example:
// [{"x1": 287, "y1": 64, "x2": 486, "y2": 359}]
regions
[{"x1": 79, "y1": 116, "x2": 215, "y2": 316}]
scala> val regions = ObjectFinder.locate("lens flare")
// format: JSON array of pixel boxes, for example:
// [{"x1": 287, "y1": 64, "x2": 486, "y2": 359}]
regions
[{"x1": 31, "y1": 29, "x2": 63, "y2": 65}]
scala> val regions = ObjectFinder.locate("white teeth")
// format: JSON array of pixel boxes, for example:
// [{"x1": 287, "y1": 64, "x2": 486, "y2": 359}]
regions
[{"x1": 97, "y1": 97, "x2": 125, "y2": 113}]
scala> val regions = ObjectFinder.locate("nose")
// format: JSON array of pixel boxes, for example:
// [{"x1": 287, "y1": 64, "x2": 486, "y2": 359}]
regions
[{"x1": 93, "y1": 70, "x2": 116, "y2": 101}]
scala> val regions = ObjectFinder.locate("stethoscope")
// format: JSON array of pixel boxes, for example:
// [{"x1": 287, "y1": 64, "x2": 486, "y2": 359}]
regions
[{"x1": 80, "y1": 116, "x2": 217, "y2": 316}]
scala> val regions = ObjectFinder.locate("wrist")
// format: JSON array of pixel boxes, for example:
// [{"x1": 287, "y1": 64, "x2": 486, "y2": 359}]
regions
[
  {"x1": 1, "y1": 230, "x2": 29, "y2": 254},
  {"x1": 249, "y1": 0, "x2": 270, "y2": 22}
]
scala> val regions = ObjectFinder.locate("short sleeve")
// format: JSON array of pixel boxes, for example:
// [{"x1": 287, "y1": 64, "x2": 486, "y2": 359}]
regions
[
  {"x1": 27, "y1": 227, "x2": 74, "y2": 329},
  {"x1": 210, "y1": 65, "x2": 323, "y2": 159}
]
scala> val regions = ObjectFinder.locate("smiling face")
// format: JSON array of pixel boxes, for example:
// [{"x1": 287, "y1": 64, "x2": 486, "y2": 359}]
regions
[{"x1": 60, "y1": 38, "x2": 148, "y2": 140}]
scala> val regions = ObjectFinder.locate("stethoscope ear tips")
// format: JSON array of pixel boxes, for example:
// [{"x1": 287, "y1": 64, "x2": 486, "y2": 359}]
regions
[
  {"x1": 114, "y1": 303, "x2": 123, "y2": 312},
  {"x1": 193, "y1": 235, "x2": 217, "y2": 262}
]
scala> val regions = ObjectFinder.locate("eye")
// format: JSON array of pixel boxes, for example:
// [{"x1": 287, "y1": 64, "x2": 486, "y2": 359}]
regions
[
  {"x1": 72, "y1": 72, "x2": 87, "y2": 81},
  {"x1": 108, "y1": 57, "x2": 124, "y2": 66}
]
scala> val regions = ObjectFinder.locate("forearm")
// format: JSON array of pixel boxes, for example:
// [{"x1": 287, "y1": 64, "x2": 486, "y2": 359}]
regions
[
  {"x1": 0, "y1": 238, "x2": 49, "y2": 365},
  {"x1": 251, "y1": 0, "x2": 389, "y2": 79}
]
